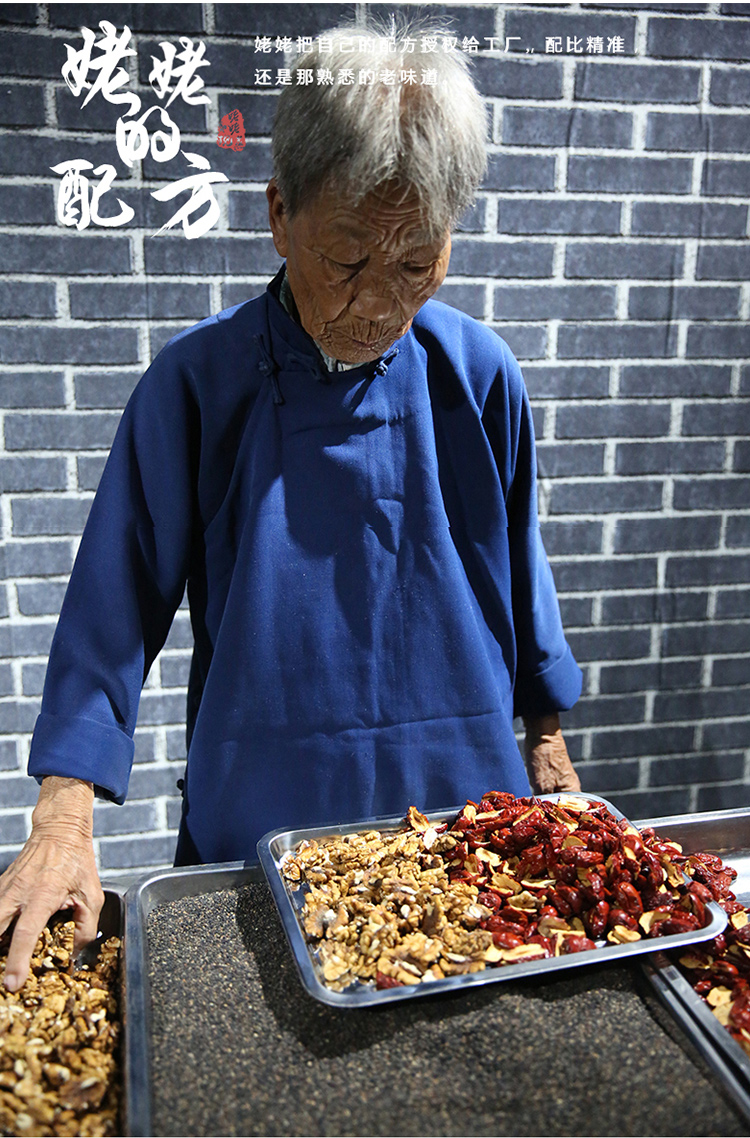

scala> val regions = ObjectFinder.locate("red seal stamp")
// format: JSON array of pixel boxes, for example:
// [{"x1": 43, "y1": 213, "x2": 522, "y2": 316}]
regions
[{"x1": 217, "y1": 109, "x2": 246, "y2": 152}]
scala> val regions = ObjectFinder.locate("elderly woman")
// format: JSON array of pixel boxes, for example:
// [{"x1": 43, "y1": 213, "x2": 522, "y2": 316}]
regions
[{"x1": 0, "y1": 24, "x2": 581, "y2": 990}]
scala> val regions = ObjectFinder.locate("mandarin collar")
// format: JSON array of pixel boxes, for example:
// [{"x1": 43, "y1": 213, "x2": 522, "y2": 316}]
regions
[{"x1": 264, "y1": 264, "x2": 400, "y2": 381}]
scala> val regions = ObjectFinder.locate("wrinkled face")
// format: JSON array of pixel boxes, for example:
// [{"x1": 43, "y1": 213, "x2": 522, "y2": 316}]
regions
[{"x1": 267, "y1": 179, "x2": 451, "y2": 364}]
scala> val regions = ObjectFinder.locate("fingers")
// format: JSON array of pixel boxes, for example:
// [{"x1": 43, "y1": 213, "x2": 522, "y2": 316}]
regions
[
  {"x1": 71, "y1": 886, "x2": 105, "y2": 957},
  {"x1": 525, "y1": 728, "x2": 581, "y2": 795},
  {"x1": 3, "y1": 882, "x2": 105, "y2": 991},
  {"x1": 2, "y1": 901, "x2": 55, "y2": 992},
  {"x1": 0, "y1": 823, "x2": 103, "y2": 991},
  {"x1": 1, "y1": 776, "x2": 101, "y2": 992},
  {"x1": 3, "y1": 881, "x2": 105, "y2": 991},
  {"x1": 559, "y1": 762, "x2": 582, "y2": 792},
  {"x1": 0, "y1": 862, "x2": 35, "y2": 990},
  {"x1": 0, "y1": 894, "x2": 20, "y2": 940},
  {"x1": 528, "y1": 760, "x2": 556, "y2": 795},
  {"x1": 1, "y1": 866, "x2": 75, "y2": 990}
]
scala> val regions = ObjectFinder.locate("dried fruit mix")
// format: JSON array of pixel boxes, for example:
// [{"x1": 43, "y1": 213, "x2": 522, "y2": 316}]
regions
[
  {"x1": 280, "y1": 792, "x2": 715, "y2": 992},
  {"x1": 657, "y1": 840, "x2": 750, "y2": 1061}
]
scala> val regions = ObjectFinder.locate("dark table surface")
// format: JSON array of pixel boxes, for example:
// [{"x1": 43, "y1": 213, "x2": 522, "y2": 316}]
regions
[{"x1": 147, "y1": 881, "x2": 750, "y2": 1137}]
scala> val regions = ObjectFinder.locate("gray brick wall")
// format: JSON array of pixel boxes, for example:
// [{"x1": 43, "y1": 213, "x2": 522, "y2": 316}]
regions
[{"x1": 1, "y1": 2, "x2": 748, "y2": 875}]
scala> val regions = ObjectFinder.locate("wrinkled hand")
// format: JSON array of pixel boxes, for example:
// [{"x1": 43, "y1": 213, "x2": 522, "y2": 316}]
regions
[
  {"x1": 523, "y1": 713, "x2": 581, "y2": 795},
  {"x1": 0, "y1": 777, "x2": 103, "y2": 992}
]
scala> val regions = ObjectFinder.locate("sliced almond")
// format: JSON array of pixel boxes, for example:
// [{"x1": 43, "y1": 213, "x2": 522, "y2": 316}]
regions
[
  {"x1": 707, "y1": 986, "x2": 732, "y2": 1008},
  {"x1": 639, "y1": 909, "x2": 671, "y2": 934},
  {"x1": 498, "y1": 943, "x2": 546, "y2": 962},
  {"x1": 607, "y1": 925, "x2": 641, "y2": 944}
]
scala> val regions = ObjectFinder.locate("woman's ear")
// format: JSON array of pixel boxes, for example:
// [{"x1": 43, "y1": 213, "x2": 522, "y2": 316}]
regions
[{"x1": 266, "y1": 178, "x2": 289, "y2": 257}]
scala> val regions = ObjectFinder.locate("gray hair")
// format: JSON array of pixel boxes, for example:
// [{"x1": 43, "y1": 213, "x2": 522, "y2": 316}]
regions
[{"x1": 271, "y1": 21, "x2": 488, "y2": 235}]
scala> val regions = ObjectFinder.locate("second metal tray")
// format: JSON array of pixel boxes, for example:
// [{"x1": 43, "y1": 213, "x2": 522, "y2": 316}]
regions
[
  {"x1": 258, "y1": 793, "x2": 727, "y2": 1008},
  {"x1": 638, "y1": 807, "x2": 750, "y2": 1125},
  {"x1": 122, "y1": 861, "x2": 265, "y2": 1138}
]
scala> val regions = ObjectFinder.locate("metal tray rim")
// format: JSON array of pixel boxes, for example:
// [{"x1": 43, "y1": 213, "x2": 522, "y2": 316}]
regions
[
  {"x1": 637, "y1": 806, "x2": 750, "y2": 1125},
  {"x1": 636, "y1": 805, "x2": 750, "y2": 831},
  {"x1": 257, "y1": 793, "x2": 727, "y2": 1008},
  {"x1": 647, "y1": 952, "x2": 750, "y2": 1080},
  {"x1": 645, "y1": 952, "x2": 750, "y2": 1125},
  {"x1": 123, "y1": 860, "x2": 265, "y2": 1138}
]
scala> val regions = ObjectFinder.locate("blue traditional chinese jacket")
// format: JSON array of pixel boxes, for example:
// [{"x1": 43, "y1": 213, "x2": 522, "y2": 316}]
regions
[{"x1": 29, "y1": 268, "x2": 582, "y2": 864}]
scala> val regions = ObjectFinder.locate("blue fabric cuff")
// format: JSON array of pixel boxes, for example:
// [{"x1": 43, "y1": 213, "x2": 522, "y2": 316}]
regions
[
  {"x1": 28, "y1": 712, "x2": 134, "y2": 804},
  {"x1": 514, "y1": 644, "x2": 583, "y2": 720}
]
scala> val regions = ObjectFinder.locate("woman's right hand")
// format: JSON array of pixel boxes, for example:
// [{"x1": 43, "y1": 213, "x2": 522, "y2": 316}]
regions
[{"x1": 0, "y1": 776, "x2": 104, "y2": 992}]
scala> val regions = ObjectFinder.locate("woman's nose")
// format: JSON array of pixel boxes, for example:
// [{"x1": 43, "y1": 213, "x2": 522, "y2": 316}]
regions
[{"x1": 348, "y1": 276, "x2": 398, "y2": 322}]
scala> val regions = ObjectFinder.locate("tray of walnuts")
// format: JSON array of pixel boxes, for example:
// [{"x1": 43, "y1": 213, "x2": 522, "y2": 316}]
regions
[
  {"x1": 0, "y1": 892, "x2": 122, "y2": 1137},
  {"x1": 257, "y1": 792, "x2": 727, "y2": 1007}
]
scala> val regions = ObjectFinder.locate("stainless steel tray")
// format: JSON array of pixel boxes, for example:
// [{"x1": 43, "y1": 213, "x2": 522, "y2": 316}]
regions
[
  {"x1": 122, "y1": 861, "x2": 265, "y2": 1138},
  {"x1": 637, "y1": 807, "x2": 750, "y2": 1125},
  {"x1": 95, "y1": 891, "x2": 127, "y2": 1133},
  {"x1": 257, "y1": 793, "x2": 727, "y2": 1008}
]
